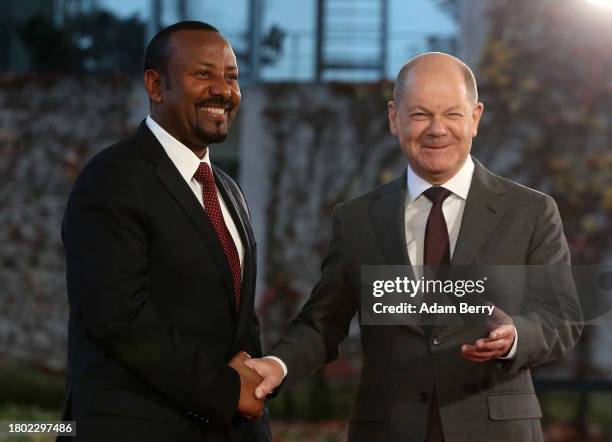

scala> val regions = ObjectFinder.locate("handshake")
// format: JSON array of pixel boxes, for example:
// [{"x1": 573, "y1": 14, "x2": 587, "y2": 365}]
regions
[
  {"x1": 227, "y1": 305, "x2": 518, "y2": 420},
  {"x1": 227, "y1": 351, "x2": 285, "y2": 420}
]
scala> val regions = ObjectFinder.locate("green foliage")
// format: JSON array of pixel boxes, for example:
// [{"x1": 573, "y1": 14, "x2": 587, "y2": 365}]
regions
[
  {"x1": 0, "y1": 404, "x2": 59, "y2": 421},
  {"x1": 539, "y1": 391, "x2": 612, "y2": 438},
  {"x1": 268, "y1": 374, "x2": 354, "y2": 421},
  {"x1": 0, "y1": 362, "x2": 64, "y2": 409},
  {"x1": 540, "y1": 391, "x2": 582, "y2": 422},
  {"x1": 0, "y1": 405, "x2": 61, "y2": 442}
]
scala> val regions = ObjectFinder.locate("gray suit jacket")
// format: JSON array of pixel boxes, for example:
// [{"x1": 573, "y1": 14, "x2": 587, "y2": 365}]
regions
[{"x1": 270, "y1": 160, "x2": 582, "y2": 442}]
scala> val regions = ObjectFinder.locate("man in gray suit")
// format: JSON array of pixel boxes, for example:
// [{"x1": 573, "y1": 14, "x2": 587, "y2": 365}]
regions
[{"x1": 246, "y1": 53, "x2": 582, "y2": 441}]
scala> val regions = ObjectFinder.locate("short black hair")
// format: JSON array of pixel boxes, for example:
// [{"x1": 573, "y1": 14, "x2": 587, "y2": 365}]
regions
[{"x1": 144, "y1": 21, "x2": 219, "y2": 87}]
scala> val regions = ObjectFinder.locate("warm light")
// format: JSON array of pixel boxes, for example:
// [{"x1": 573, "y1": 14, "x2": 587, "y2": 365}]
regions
[{"x1": 586, "y1": 0, "x2": 612, "y2": 5}]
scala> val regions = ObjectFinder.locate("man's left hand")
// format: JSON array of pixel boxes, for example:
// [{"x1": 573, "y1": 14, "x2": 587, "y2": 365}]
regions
[{"x1": 461, "y1": 305, "x2": 515, "y2": 362}]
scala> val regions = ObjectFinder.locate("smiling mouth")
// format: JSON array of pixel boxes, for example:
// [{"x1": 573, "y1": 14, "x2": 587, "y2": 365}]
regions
[
  {"x1": 200, "y1": 106, "x2": 227, "y2": 115},
  {"x1": 423, "y1": 144, "x2": 452, "y2": 149}
]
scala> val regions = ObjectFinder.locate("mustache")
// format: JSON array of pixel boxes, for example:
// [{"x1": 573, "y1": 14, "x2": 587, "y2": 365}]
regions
[{"x1": 196, "y1": 99, "x2": 233, "y2": 110}]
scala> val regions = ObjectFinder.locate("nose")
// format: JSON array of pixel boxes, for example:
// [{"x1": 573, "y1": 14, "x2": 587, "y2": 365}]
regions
[
  {"x1": 426, "y1": 116, "x2": 447, "y2": 138},
  {"x1": 209, "y1": 79, "x2": 232, "y2": 100}
]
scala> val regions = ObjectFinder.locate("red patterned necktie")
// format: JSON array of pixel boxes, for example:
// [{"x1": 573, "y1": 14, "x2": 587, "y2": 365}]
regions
[{"x1": 194, "y1": 162, "x2": 241, "y2": 310}]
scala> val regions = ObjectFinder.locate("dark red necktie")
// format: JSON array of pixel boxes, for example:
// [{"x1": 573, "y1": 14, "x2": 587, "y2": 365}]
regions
[
  {"x1": 422, "y1": 186, "x2": 451, "y2": 442},
  {"x1": 421, "y1": 186, "x2": 452, "y2": 322},
  {"x1": 423, "y1": 186, "x2": 452, "y2": 266},
  {"x1": 194, "y1": 162, "x2": 241, "y2": 310}
]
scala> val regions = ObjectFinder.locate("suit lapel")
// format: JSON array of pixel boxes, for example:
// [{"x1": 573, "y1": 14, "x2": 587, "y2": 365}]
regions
[
  {"x1": 369, "y1": 174, "x2": 425, "y2": 335},
  {"x1": 369, "y1": 174, "x2": 411, "y2": 267},
  {"x1": 214, "y1": 169, "x2": 252, "y2": 254},
  {"x1": 451, "y1": 160, "x2": 508, "y2": 265},
  {"x1": 213, "y1": 168, "x2": 257, "y2": 339},
  {"x1": 133, "y1": 123, "x2": 237, "y2": 316}
]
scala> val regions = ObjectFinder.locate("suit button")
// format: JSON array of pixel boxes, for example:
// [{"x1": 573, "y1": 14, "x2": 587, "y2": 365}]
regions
[
  {"x1": 419, "y1": 391, "x2": 429, "y2": 403},
  {"x1": 432, "y1": 335, "x2": 442, "y2": 346}
]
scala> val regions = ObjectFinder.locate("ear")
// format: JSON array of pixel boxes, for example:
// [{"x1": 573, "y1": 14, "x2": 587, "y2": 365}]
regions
[
  {"x1": 144, "y1": 69, "x2": 163, "y2": 104},
  {"x1": 388, "y1": 101, "x2": 399, "y2": 136},
  {"x1": 471, "y1": 102, "x2": 484, "y2": 137}
]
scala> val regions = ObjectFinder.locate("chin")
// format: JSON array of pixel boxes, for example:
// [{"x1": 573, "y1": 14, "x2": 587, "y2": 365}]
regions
[
  {"x1": 421, "y1": 159, "x2": 455, "y2": 174},
  {"x1": 206, "y1": 134, "x2": 228, "y2": 144},
  {"x1": 197, "y1": 128, "x2": 227, "y2": 144},
  {"x1": 422, "y1": 152, "x2": 463, "y2": 171}
]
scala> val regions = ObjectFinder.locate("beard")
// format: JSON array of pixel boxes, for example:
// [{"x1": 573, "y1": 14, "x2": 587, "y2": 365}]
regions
[
  {"x1": 194, "y1": 98, "x2": 233, "y2": 145},
  {"x1": 195, "y1": 124, "x2": 228, "y2": 144}
]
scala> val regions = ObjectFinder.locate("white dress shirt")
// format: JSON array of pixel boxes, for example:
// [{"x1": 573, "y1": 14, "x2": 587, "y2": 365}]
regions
[
  {"x1": 406, "y1": 155, "x2": 517, "y2": 359},
  {"x1": 405, "y1": 156, "x2": 474, "y2": 269},
  {"x1": 145, "y1": 116, "x2": 244, "y2": 272}
]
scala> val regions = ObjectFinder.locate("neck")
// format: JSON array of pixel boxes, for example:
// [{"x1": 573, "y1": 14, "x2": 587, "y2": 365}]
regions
[{"x1": 149, "y1": 112, "x2": 207, "y2": 159}]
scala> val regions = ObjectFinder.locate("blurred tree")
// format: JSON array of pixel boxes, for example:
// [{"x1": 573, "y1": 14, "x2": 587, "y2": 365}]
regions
[
  {"x1": 69, "y1": 11, "x2": 146, "y2": 75},
  {"x1": 471, "y1": 0, "x2": 612, "y2": 437},
  {"x1": 255, "y1": 82, "x2": 400, "y2": 419},
  {"x1": 475, "y1": 0, "x2": 612, "y2": 265},
  {"x1": 19, "y1": 15, "x2": 75, "y2": 73},
  {"x1": 19, "y1": 10, "x2": 146, "y2": 75}
]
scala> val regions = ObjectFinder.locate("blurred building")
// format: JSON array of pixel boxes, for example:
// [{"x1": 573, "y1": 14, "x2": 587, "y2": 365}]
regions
[{"x1": 457, "y1": 0, "x2": 489, "y2": 69}]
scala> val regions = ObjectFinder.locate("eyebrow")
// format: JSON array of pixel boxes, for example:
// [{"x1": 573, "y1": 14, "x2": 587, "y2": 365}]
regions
[
  {"x1": 406, "y1": 104, "x2": 463, "y2": 113},
  {"x1": 195, "y1": 61, "x2": 238, "y2": 71}
]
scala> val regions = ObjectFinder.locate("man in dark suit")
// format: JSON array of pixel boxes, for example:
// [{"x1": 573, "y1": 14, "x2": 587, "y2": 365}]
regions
[
  {"x1": 245, "y1": 53, "x2": 582, "y2": 441},
  {"x1": 61, "y1": 21, "x2": 270, "y2": 441}
]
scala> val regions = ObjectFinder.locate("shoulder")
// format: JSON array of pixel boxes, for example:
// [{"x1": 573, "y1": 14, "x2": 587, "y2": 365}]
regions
[
  {"x1": 71, "y1": 135, "x2": 147, "y2": 199},
  {"x1": 476, "y1": 162, "x2": 557, "y2": 212},
  {"x1": 333, "y1": 175, "x2": 404, "y2": 218}
]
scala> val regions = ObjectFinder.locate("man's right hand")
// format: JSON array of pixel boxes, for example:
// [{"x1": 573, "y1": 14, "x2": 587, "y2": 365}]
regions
[
  {"x1": 227, "y1": 351, "x2": 265, "y2": 419},
  {"x1": 243, "y1": 358, "x2": 285, "y2": 399}
]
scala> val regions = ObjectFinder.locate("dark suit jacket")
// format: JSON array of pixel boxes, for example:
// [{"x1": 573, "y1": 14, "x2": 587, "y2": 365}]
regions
[
  {"x1": 270, "y1": 160, "x2": 582, "y2": 442},
  {"x1": 61, "y1": 122, "x2": 270, "y2": 442}
]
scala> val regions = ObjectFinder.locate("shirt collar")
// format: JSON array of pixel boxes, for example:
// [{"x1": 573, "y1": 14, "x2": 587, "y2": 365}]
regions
[
  {"x1": 406, "y1": 155, "x2": 474, "y2": 204},
  {"x1": 146, "y1": 115, "x2": 210, "y2": 182}
]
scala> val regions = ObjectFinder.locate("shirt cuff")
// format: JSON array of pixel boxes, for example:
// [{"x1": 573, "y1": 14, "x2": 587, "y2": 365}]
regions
[
  {"x1": 263, "y1": 356, "x2": 288, "y2": 378},
  {"x1": 497, "y1": 325, "x2": 518, "y2": 360}
]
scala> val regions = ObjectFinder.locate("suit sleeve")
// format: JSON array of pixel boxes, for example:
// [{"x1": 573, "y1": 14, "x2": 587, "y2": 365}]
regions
[
  {"x1": 63, "y1": 162, "x2": 240, "y2": 424},
  {"x1": 250, "y1": 310, "x2": 264, "y2": 357},
  {"x1": 502, "y1": 195, "x2": 583, "y2": 373},
  {"x1": 269, "y1": 204, "x2": 358, "y2": 387}
]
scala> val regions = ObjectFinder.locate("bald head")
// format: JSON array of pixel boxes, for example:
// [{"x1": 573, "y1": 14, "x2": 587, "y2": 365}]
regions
[{"x1": 393, "y1": 52, "x2": 478, "y2": 105}]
